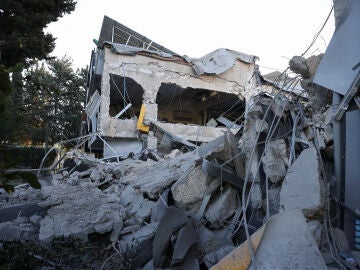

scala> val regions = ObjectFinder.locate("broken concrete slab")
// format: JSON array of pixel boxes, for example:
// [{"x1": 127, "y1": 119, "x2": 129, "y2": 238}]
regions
[
  {"x1": 210, "y1": 225, "x2": 265, "y2": 270},
  {"x1": 112, "y1": 159, "x2": 152, "y2": 179},
  {"x1": 280, "y1": 147, "x2": 324, "y2": 217},
  {"x1": 289, "y1": 56, "x2": 310, "y2": 78},
  {"x1": 119, "y1": 223, "x2": 157, "y2": 266},
  {"x1": 0, "y1": 216, "x2": 38, "y2": 241},
  {"x1": 308, "y1": 220, "x2": 323, "y2": 247},
  {"x1": 250, "y1": 183, "x2": 262, "y2": 209},
  {"x1": 39, "y1": 185, "x2": 124, "y2": 241},
  {"x1": 262, "y1": 185, "x2": 281, "y2": 216},
  {"x1": 198, "y1": 227, "x2": 225, "y2": 254},
  {"x1": 121, "y1": 151, "x2": 199, "y2": 199},
  {"x1": 152, "y1": 206, "x2": 187, "y2": 268},
  {"x1": 0, "y1": 202, "x2": 45, "y2": 223},
  {"x1": 255, "y1": 118, "x2": 268, "y2": 133},
  {"x1": 171, "y1": 165, "x2": 219, "y2": 209},
  {"x1": 143, "y1": 103, "x2": 158, "y2": 125},
  {"x1": 261, "y1": 139, "x2": 288, "y2": 184},
  {"x1": 248, "y1": 209, "x2": 327, "y2": 270},
  {"x1": 205, "y1": 187, "x2": 239, "y2": 228},
  {"x1": 172, "y1": 221, "x2": 199, "y2": 265},
  {"x1": 204, "y1": 245, "x2": 235, "y2": 268},
  {"x1": 151, "y1": 189, "x2": 169, "y2": 224},
  {"x1": 146, "y1": 131, "x2": 158, "y2": 149}
]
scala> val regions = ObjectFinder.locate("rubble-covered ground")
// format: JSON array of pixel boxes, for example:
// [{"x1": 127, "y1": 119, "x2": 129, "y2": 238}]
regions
[{"x1": 1, "y1": 57, "x2": 360, "y2": 269}]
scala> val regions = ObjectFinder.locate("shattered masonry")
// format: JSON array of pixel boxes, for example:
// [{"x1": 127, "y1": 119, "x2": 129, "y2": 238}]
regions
[{"x1": 2, "y1": 8, "x2": 360, "y2": 270}]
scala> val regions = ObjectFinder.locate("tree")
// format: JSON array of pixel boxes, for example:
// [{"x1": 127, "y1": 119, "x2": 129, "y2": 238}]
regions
[
  {"x1": 20, "y1": 57, "x2": 87, "y2": 145},
  {"x1": 0, "y1": 0, "x2": 76, "y2": 68},
  {"x1": 0, "y1": 0, "x2": 77, "y2": 192},
  {"x1": 0, "y1": 0, "x2": 78, "y2": 138}
]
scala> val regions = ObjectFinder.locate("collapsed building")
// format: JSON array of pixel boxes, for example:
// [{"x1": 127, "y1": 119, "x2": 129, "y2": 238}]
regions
[
  {"x1": 1, "y1": 4, "x2": 360, "y2": 269},
  {"x1": 83, "y1": 16, "x2": 258, "y2": 157}
]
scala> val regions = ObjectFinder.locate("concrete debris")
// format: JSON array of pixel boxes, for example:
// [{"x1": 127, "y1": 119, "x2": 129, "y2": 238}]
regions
[
  {"x1": 250, "y1": 183, "x2": 262, "y2": 209},
  {"x1": 205, "y1": 186, "x2": 239, "y2": 228},
  {"x1": 333, "y1": 228, "x2": 351, "y2": 254},
  {"x1": 247, "y1": 209, "x2": 327, "y2": 270},
  {"x1": 151, "y1": 189, "x2": 169, "y2": 223},
  {"x1": 280, "y1": 147, "x2": 324, "y2": 217},
  {"x1": 290, "y1": 54, "x2": 331, "y2": 110},
  {"x1": 289, "y1": 56, "x2": 310, "y2": 78},
  {"x1": 39, "y1": 185, "x2": 124, "y2": 241},
  {"x1": 171, "y1": 165, "x2": 219, "y2": 209},
  {"x1": 204, "y1": 245, "x2": 235, "y2": 268},
  {"x1": 0, "y1": 89, "x2": 343, "y2": 269},
  {"x1": 146, "y1": 131, "x2": 158, "y2": 149},
  {"x1": 308, "y1": 220, "x2": 323, "y2": 247},
  {"x1": 172, "y1": 221, "x2": 199, "y2": 265},
  {"x1": 262, "y1": 186, "x2": 281, "y2": 216},
  {"x1": 261, "y1": 139, "x2": 288, "y2": 184},
  {"x1": 0, "y1": 216, "x2": 38, "y2": 241},
  {"x1": 152, "y1": 206, "x2": 187, "y2": 268},
  {"x1": 255, "y1": 118, "x2": 268, "y2": 133}
]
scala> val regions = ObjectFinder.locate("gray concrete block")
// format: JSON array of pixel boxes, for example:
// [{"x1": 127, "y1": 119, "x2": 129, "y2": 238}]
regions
[{"x1": 280, "y1": 147, "x2": 324, "y2": 217}]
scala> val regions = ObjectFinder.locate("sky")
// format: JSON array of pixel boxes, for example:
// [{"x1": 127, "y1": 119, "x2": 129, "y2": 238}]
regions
[{"x1": 46, "y1": 0, "x2": 335, "y2": 74}]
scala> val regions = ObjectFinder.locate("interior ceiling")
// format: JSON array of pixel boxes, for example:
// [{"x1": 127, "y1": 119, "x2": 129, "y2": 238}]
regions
[
  {"x1": 109, "y1": 74, "x2": 144, "y2": 107},
  {"x1": 156, "y1": 83, "x2": 242, "y2": 108}
]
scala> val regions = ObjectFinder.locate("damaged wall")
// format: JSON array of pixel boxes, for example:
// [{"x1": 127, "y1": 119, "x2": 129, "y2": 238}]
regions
[{"x1": 97, "y1": 45, "x2": 257, "y2": 138}]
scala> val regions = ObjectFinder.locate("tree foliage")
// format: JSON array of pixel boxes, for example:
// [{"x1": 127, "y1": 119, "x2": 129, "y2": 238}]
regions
[
  {"x1": 0, "y1": 0, "x2": 76, "y2": 68},
  {"x1": 0, "y1": 57, "x2": 87, "y2": 145},
  {"x1": 0, "y1": 0, "x2": 78, "y2": 191}
]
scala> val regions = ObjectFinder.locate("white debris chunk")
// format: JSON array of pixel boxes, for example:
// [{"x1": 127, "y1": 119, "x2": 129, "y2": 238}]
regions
[{"x1": 280, "y1": 147, "x2": 324, "y2": 217}]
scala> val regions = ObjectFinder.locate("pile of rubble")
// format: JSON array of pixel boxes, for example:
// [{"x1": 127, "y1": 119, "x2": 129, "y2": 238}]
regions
[{"x1": 1, "y1": 87, "x2": 359, "y2": 269}]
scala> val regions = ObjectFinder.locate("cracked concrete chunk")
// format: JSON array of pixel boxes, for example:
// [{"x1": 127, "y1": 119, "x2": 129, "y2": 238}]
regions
[
  {"x1": 250, "y1": 183, "x2": 262, "y2": 209},
  {"x1": 205, "y1": 187, "x2": 238, "y2": 228},
  {"x1": 39, "y1": 185, "x2": 124, "y2": 241},
  {"x1": 117, "y1": 186, "x2": 155, "y2": 224},
  {"x1": 204, "y1": 245, "x2": 235, "y2": 268},
  {"x1": 171, "y1": 165, "x2": 219, "y2": 209},
  {"x1": 262, "y1": 139, "x2": 287, "y2": 184},
  {"x1": 289, "y1": 56, "x2": 309, "y2": 77},
  {"x1": 280, "y1": 147, "x2": 324, "y2": 217},
  {"x1": 255, "y1": 119, "x2": 268, "y2": 133},
  {"x1": 122, "y1": 151, "x2": 198, "y2": 199},
  {"x1": 152, "y1": 206, "x2": 187, "y2": 268},
  {"x1": 143, "y1": 103, "x2": 158, "y2": 125},
  {"x1": 248, "y1": 209, "x2": 327, "y2": 270},
  {"x1": 0, "y1": 217, "x2": 38, "y2": 241},
  {"x1": 172, "y1": 221, "x2": 199, "y2": 265},
  {"x1": 262, "y1": 186, "x2": 281, "y2": 216},
  {"x1": 198, "y1": 226, "x2": 233, "y2": 254}
]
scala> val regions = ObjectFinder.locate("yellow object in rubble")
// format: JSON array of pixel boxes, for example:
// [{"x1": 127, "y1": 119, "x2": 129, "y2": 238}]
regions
[
  {"x1": 210, "y1": 225, "x2": 265, "y2": 270},
  {"x1": 137, "y1": 104, "x2": 150, "y2": 132}
]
